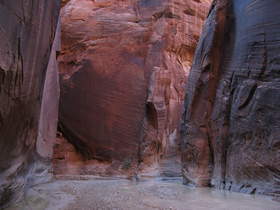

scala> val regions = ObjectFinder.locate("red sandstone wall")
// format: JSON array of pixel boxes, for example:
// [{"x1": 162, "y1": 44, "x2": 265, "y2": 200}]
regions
[
  {"x1": 57, "y1": 0, "x2": 211, "y2": 176},
  {"x1": 0, "y1": 0, "x2": 60, "y2": 208}
]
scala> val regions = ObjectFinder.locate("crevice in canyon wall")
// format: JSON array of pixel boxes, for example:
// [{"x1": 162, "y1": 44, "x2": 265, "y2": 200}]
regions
[
  {"x1": 0, "y1": 0, "x2": 60, "y2": 208},
  {"x1": 146, "y1": 102, "x2": 159, "y2": 130},
  {"x1": 181, "y1": 0, "x2": 280, "y2": 197},
  {"x1": 56, "y1": 0, "x2": 211, "y2": 178}
]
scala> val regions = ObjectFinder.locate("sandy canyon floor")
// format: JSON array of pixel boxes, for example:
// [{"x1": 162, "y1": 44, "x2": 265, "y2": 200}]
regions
[{"x1": 6, "y1": 178, "x2": 280, "y2": 210}]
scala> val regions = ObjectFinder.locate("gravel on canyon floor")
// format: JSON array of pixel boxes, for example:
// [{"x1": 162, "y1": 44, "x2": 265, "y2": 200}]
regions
[{"x1": 6, "y1": 178, "x2": 280, "y2": 210}]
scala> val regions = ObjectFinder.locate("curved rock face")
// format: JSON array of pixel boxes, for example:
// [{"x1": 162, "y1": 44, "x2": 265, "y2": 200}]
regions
[
  {"x1": 182, "y1": 0, "x2": 280, "y2": 196},
  {"x1": 0, "y1": 1, "x2": 60, "y2": 207},
  {"x1": 58, "y1": 0, "x2": 211, "y2": 175}
]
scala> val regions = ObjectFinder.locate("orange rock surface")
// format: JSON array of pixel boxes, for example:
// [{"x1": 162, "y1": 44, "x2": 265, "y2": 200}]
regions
[{"x1": 58, "y1": 0, "x2": 211, "y2": 176}]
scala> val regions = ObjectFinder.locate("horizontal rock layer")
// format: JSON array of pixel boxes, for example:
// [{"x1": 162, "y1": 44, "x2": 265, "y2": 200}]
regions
[{"x1": 181, "y1": 0, "x2": 280, "y2": 196}]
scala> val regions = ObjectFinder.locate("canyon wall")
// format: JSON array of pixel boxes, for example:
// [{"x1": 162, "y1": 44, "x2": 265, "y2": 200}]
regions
[
  {"x1": 0, "y1": 1, "x2": 60, "y2": 207},
  {"x1": 181, "y1": 0, "x2": 280, "y2": 196},
  {"x1": 58, "y1": 0, "x2": 211, "y2": 177}
]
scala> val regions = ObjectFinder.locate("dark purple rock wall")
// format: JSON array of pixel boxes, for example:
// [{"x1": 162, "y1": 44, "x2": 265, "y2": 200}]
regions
[
  {"x1": 0, "y1": 0, "x2": 60, "y2": 207},
  {"x1": 182, "y1": 0, "x2": 280, "y2": 197}
]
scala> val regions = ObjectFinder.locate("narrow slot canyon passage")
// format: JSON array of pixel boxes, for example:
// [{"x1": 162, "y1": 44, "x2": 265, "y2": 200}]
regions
[{"x1": 1, "y1": 0, "x2": 280, "y2": 209}]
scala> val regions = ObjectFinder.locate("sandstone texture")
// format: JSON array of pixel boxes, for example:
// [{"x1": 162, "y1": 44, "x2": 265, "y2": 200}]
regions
[
  {"x1": 181, "y1": 0, "x2": 280, "y2": 197},
  {"x1": 0, "y1": 1, "x2": 60, "y2": 207},
  {"x1": 61, "y1": 0, "x2": 71, "y2": 8},
  {"x1": 58, "y1": 0, "x2": 211, "y2": 176},
  {"x1": 53, "y1": 135, "x2": 137, "y2": 178}
]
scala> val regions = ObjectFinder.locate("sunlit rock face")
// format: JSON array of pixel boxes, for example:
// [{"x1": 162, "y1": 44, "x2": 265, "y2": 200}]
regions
[
  {"x1": 61, "y1": 0, "x2": 71, "y2": 7},
  {"x1": 58, "y1": 0, "x2": 211, "y2": 176},
  {"x1": 0, "y1": 1, "x2": 60, "y2": 208},
  {"x1": 182, "y1": 0, "x2": 280, "y2": 196}
]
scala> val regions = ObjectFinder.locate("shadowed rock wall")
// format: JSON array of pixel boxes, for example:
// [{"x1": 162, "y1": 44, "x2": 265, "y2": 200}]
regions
[
  {"x1": 181, "y1": 0, "x2": 280, "y2": 196},
  {"x1": 0, "y1": 0, "x2": 60, "y2": 207},
  {"x1": 58, "y1": 0, "x2": 211, "y2": 176}
]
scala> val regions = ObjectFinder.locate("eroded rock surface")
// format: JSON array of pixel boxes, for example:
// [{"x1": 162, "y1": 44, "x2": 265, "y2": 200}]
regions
[
  {"x1": 181, "y1": 0, "x2": 280, "y2": 197},
  {"x1": 0, "y1": 1, "x2": 60, "y2": 207},
  {"x1": 53, "y1": 135, "x2": 138, "y2": 178},
  {"x1": 58, "y1": 0, "x2": 211, "y2": 176}
]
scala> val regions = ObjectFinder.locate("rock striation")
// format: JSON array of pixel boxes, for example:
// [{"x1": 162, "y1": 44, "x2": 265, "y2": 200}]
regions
[
  {"x1": 58, "y1": 0, "x2": 211, "y2": 176},
  {"x1": 181, "y1": 0, "x2": 280, "y2": 196},
  {"x1": 0, "y1": 1, "x2": 60, "y2": 207}
]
